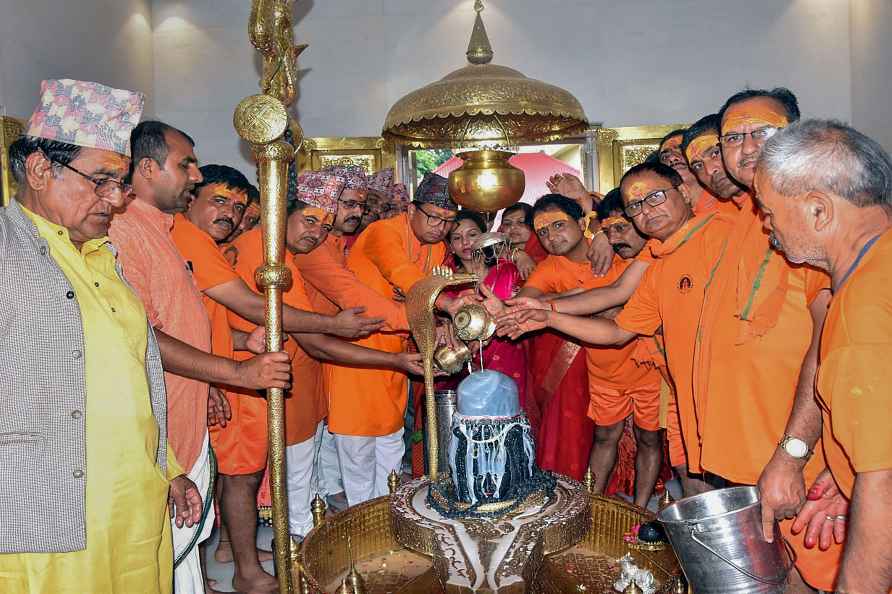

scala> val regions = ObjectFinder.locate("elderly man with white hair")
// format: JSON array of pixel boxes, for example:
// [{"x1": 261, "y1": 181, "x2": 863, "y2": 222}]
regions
[{"x1": 754, "y1": 119, "x2": 892, "y2": 592}]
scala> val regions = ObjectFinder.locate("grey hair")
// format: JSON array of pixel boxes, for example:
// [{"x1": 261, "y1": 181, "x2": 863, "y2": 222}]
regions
[{"x1": 758, "y1": 119, "x2": 892, "y2": 207}]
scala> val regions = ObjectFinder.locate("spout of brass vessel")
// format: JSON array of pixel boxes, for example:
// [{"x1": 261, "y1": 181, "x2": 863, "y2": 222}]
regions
[{"x1": 405, "y1": 268, "x2": 478, "y2": 480}]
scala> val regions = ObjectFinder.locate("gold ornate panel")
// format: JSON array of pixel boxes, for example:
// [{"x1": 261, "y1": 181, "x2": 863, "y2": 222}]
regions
[
  {"x1": 297, "y1": 136, "x2": 395, "y2": 175},
  {"x1": 595, "y1": 124, "x2": 686, "y2": 192},
  {"x1": 1, "y1": 116, "x2": 25, "y2": 206}
]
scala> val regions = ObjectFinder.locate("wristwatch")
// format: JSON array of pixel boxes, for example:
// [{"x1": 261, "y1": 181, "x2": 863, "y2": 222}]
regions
[{"x1": 779, "y1": 436, "x2": 813, "y2": 460}]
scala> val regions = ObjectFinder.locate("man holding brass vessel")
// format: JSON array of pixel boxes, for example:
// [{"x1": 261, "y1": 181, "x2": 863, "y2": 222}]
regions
[{"x1": 327, "y1": 172, "x2": 472, "y2": 506}]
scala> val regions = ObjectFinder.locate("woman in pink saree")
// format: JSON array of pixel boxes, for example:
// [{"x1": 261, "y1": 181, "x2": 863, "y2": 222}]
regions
[{"x1": 440, "y1": 210, "x2": 527, "y2": 396}]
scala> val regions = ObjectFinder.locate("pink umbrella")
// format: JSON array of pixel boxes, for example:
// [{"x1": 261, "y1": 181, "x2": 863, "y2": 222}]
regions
[{"x1": 433, "y1": 151, "x2": 580, "y2": 207}]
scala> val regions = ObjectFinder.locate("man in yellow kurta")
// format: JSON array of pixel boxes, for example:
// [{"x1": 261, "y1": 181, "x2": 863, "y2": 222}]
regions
[
  {"x1": 0, "y1": 79, "x2": 199, "y2": 594},
  {"x1": 328, "y1": 173, "x2": 459, "y2": 505}
]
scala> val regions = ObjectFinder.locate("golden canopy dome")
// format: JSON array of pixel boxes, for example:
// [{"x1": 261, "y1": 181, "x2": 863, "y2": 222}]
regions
[{"x1": 382, "y1": 1, "x2": 588, "y2": 148}]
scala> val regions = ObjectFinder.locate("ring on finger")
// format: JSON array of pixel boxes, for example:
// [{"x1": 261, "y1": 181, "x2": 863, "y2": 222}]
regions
[
  {"x1": 825, "y1": 515, "x2": 835, "y2": 521},
  {"x1": 834, "y1": 515, "x2": 846, "y2": 521}
]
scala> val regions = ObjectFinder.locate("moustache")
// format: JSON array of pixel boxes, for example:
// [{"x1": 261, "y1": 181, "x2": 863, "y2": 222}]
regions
[
  {"x1": 213, "y1": 218, "x2": 234, "y2": 230},
  {"x1": 345, "y1": 216, "x2": 361, "y2": 224},
  {"x1": 612, "y1": 243, "x2": 632, "y2": 253}
]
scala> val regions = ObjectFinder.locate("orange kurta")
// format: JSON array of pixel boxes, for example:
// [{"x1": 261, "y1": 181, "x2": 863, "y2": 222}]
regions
[
  {"x1": 327, "y1": 214, "x2": 446, "y2": 436},
  {"x1": 691, "y1": 188, "x2": 718, "y2": 216},
  {"x1": 615, "y1": 213, "x2": 732, "y2": 474},
  {"x1": 170, "y1": 215, "x2": 247, "y2": 474},
  {"x1": 693, "y1": 196, "x2": 831, "y2": 483},
  {"x1": 693, "y1": 195, "x2": 841, "y2": 589},
  {"x1": 293, "y1": 233, "x2": 408, "y2": 330},
  {"x1": 817, "y1": 229, "x2": 892, "y2": 498},
  {"x1": 526, "y1": 255, "x2": 661, "y2": 428},
  {"x1": 109, "y1": 199, "x2": 211, "y2": 473},
  {"x1": 221, "y1": 229, "x2": 326, "y2": 475}
]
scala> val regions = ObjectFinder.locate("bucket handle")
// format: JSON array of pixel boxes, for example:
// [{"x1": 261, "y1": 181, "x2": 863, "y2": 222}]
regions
[{"x1": 688, "y1": 526, "x2": 793, "y2": 586}]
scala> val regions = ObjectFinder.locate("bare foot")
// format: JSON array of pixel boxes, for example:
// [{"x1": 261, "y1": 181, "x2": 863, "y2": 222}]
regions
[
  {"x1": 214, "y1": 540, "x2": 273, "y2": 563},
  {"x1": 233, "y1": 568, "x2": 279, "y2": 594}
]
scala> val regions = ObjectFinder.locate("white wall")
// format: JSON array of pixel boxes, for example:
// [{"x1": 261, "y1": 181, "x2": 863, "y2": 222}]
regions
[
  {"x1": 850, "y1": 0, "x2": 892, "y2": 152},
  {"x1": 0, "y1": 0, "x2": 154, "y2": 119},
  {"x1": 151, "y1": 0, "x2": 854, "y2": 173}
]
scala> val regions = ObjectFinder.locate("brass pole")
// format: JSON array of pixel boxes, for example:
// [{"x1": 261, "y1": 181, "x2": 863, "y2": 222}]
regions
[
  {"x1": 253, "y1": 140, "x2": 295, "y2": 594},
  {"x1": 239, "y1": 3, "x2": 304, "y2": 592}
]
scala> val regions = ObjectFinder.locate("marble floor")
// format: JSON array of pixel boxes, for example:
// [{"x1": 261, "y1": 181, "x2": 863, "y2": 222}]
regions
[{"x1": 204, "y1": 524, "x2": 276, "y2": 593}]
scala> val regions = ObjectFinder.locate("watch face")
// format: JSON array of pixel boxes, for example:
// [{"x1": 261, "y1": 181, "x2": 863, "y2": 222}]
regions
[{"x1": 785, "y1": 438, "x2": 808, "y2": 458}]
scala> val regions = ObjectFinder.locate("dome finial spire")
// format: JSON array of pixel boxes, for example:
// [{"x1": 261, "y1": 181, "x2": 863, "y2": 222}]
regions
[{"x1": 466, "y1": 0, "x2": 493, "y2": 65}]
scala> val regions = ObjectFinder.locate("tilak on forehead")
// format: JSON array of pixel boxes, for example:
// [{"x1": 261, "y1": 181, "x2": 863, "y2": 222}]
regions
[
  {"x1": 685, "y1": 133, "x2": 720, "y2": 162},
  {"x1": 628, "y1": 182, "x2": 650, "y2": 200},
  {"x1": 599, "y1": 216, "x2": 628, "y2": 229},
  {"x1": 533, "y1": 210, "x2": 571, "y2": 232},
  {"x1": 662, "y1": 135, "x2": 683, "y2": 151},
  {"x1": 722, "y1": 103, "x2": 789, "y2": 135}
]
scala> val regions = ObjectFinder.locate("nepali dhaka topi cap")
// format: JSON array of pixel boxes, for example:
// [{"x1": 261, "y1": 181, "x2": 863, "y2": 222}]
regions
[
  {"x1": 25, "y1": 79, "x2": 145, "y2": 157},
  {"x1": 414, "y1": 172, "x2": 457, "y2": 211},
  {"x1": 323, "y1": 164, "x2": 367, "y2": 191},
  {"x1": 295, "y1": 171, "x2": 345, "y2": 214}
]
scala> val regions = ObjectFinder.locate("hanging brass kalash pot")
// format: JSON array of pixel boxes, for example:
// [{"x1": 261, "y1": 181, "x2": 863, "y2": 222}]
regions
[
  {"x1": 382, "y1": 0, "x2": 588, "y2": 213},
  {"x1": 266, "y1": 2, "x2": 684, "y2": 592}
]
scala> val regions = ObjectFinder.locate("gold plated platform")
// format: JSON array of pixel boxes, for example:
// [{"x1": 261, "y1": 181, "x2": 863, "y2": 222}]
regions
[{"x1": 297, "y1": 485, "x2": 683, "y2": 593}]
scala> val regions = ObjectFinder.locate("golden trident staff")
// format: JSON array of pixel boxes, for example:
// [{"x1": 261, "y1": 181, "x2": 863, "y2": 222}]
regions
[{"x1": 233, "y1": 1, "x2": 307, "y2": 592}]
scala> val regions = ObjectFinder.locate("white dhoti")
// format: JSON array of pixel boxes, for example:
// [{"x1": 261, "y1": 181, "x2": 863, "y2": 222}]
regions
[
  {"x1": 334, "y1": 428, "x2": 404, "y2": 506},
  {"x1": 313, "y1": 420, "x2": 343, "y2": 498},
  {"x1": 286, "y1": 424, "x2": 320, "y2": 538},
  {"x1": 173, "y1": 432, "x2": 215, "y2": 593}
]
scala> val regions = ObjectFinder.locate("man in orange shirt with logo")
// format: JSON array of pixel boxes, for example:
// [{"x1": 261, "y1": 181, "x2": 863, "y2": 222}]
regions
[
  {"x1": 755, "y1": 119, "x2": 892, "y2": 593},
  {"x1": 694, "y1": 88, "x2": 841, "y2": 591},
  {"x1": 520, "y1": 192, "x2": 663, "y2": 505},
  {"x1": 499, "y1": 163, "x2": 733, "y2": 500}
]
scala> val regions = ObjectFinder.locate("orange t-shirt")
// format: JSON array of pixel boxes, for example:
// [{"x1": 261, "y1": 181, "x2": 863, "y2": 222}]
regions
[
  {"x1": 817, "y1": 229, "x2": 892, "y2": 497},
  {"x1": 170, "y1": 214, "x2": 239, "y2": 361},
  {"x1": 228, "y1": 228, "x2": 326, "y2": 445},
  {"x1": 526, "y1": 254, "x2": 658, "y2": 390},
  {"x1": 109, "y1": 199, "x2": 211, "y2": 472},
  {"x1": 694, "y1": 195, "x2": 831, "y2": 485},
  {"x1": 326, "y1": 214, "x2": 447, "y2": 436},
  {"x1": 293, "y1": 233, "x2": 408, "y2": 331},
  {"x1": 615, "y1": 212, "x2": 732, "y2": 473}
]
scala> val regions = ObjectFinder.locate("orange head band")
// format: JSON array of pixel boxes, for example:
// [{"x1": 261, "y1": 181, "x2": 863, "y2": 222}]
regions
[
  {"x1": 685, "y1": 133, "x2": 719, "y2": 162},
  {"x1": 533, "y1": 210, "x2": 571, "y2": 232},
  {"x1": 599, "y1": 216, "x2": 627, "y2": 229},
  {"x1": 302, "y1": 206, "x2": 334, "y2": 225},
  {"x1": 722, "y1": 107, "x2": 788, "y2": 135}
]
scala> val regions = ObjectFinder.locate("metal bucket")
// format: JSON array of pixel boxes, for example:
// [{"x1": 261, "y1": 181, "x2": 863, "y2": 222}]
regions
[
  {"x1": 657, "y1": 486, "x2": 792, "y2": 593},
  {"x1": 434, "y1": 390, "x2": 457, "y2": 474}
]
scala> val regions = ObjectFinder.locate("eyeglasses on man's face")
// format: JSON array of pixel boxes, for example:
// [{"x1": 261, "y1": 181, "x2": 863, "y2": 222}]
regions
[
  {"x1": 720, "y1": 126, "x2": 782, "y2": 148},
  {"x1": 50, "y1": 156, "x2": 131, "y2": 199},
  {"x1": 624, "y1": 187, "x2": 675, "y2": 218},
  {"x1": 416, "y1": 205, "x2": 457, "y2": 228}
]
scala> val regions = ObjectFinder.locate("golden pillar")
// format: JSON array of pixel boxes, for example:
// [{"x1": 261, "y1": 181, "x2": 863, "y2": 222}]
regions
[{"x1": 234, "y1": 1, "x2": 306, "y2": 592}]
